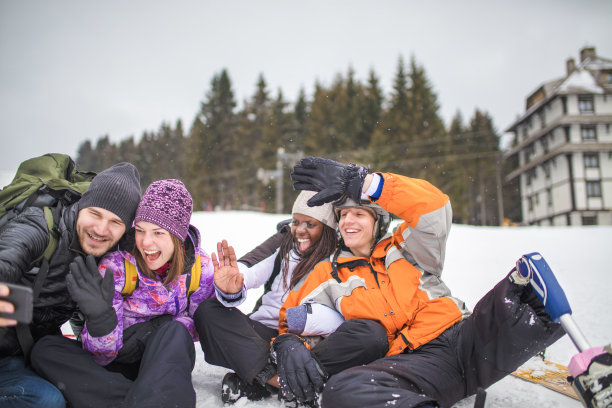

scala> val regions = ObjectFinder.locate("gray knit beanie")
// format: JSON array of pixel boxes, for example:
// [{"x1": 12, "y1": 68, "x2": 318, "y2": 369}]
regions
[
  {"x1": 79, "y1": 162, "x2": 142, "y2": 228},
  {"x1": 134, "y1": 179, "x2": 193, "y2": 242},
  {"x1": 292, "y1": 191, "x2": 337, "y2": 229}
]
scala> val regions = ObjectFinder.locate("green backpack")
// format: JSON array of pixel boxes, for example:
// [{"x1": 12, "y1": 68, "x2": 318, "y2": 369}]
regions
[
  {"x1": 0, "y1": 153, "x2": 96, "y2": 360},
  {"x1": 0, "y1": 153, "x2": 96, "y2": 261}
]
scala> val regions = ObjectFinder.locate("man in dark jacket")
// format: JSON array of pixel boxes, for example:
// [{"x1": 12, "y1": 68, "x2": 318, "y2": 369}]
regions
[{"x1": 0, "y1": 162, "x2": 141, "y2": 408}]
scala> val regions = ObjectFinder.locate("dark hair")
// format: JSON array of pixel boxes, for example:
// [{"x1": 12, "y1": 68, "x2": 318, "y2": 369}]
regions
[
  {"x1": 280, "y1": 224, "x2": 338, "y2": 290},
  {"x1": 133, "y1": 234, "x2": 186, "y2": 286}
]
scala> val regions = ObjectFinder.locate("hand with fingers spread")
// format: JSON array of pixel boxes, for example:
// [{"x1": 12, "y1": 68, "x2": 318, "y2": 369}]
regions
[
  {"x1": 66, "y1": 254, "x2": 117, "y2": 337},
  {"x1": 212, "y1": 240, "x2": 244, "y2": 294}
]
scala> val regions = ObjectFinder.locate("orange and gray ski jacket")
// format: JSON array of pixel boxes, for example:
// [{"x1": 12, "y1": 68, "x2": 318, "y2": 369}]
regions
[{"x1": 278, "y1": 172, "x2": 470, "y2": 356}]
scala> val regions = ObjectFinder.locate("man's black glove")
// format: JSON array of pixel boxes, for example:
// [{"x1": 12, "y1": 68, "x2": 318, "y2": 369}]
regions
[
  {"x1": 271, "y1": 334, "x2": 327, "y2": 403},
  {"x1": 66, "y1": 255, "x2": 117, "y2": 337},
  {"x1": 115, "y1": 315, "x2": 173, "y2": 364},
  {"x1": 291, "y1": 157, "x2": 369, "y2": 207}
]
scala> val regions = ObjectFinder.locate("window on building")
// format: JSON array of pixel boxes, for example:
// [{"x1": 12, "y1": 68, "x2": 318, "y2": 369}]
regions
[
  {"x1": 543, "y1": 161, "x2": 551, "y2": 179},
  {"x1": 561, "y1": 96, "x2": 568, "y2": 114},
  {"x1": 581, "y1": 125, "x2": 597, "y2": 141},
  {"x1": 578, "y1": 96, "x2": 594, "y2": 113},
  {"x1": 586, "y1": 181, "x2": 602, "y2": 198},
  {"x1": 564, "y1": 126, "x2": 571, "y2": 142},
  {"x1": 584, "y1": 153, "x2": 600, "y2": 168},
  {"x1": 582, "y1": 215, "x2": 597, "y2": 226},
  {"x1": 528, "y1": 196, "x2": 534, "y2": 211},
  {"x1": 546, "y1": 188, "x2": 552, "y2": 206},
  {"x1": 541, "y1": 135, "x2": 549, "y2": 153},
  {"x1": 538, "y1": 110, "x2": 546, "y2": 128}
]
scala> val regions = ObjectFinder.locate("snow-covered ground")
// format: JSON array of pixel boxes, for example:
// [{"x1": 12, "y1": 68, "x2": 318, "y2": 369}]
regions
[{"x1": 186, "y1": 211, "x2": 611, "y2": 408}]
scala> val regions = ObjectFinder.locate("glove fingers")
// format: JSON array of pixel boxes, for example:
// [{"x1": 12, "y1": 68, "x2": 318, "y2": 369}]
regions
[
  {"x1": 65, "y1": 272, "x2": 79, "y2": 299},
  {"x1": 276, "y1": 364, "x2": 294, "y2": 401},
  {"x1": 292, "y1": 181, "x2": 316, "y2": 192},
  {"x1": 85, "y1": 254, "x2": 99, "y2": 277},
  {"x1": 304, "y1": 360, "x2": 326, "y2": 393},
  {"x1": 68, "y1": 260, "x2": 87, "y2": 288},
  {"x1": 287, "y1": 370, "x2": 307, "y2": 402},
  {"x1": 101, "y1": 268, "x2": 115, "y2": 303},
  {"x1": 307, "y1": 190, "x2": 342, "y2": 206}
]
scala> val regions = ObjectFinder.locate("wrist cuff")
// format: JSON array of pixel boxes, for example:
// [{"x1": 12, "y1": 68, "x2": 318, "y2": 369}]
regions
[{"x1": 86, "y1": 308, "x2": 118, "y2": 337}]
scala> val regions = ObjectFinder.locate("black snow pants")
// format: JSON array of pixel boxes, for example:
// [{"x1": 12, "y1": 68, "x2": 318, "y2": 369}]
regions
[
  {"x1": 321, "y1": 273, "x2": 566, "y2": 408},
  {"x1": 194, "y1": 297, "x2": 389, "y2": 384},
  {"x1": 30, "y1": 320, "x2": 196, "y2": 408}
]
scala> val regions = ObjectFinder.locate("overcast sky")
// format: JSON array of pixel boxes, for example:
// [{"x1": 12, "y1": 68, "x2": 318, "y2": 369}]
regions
[{"x1": 1, "y1": 0, "x2": 611, "y2": 174}]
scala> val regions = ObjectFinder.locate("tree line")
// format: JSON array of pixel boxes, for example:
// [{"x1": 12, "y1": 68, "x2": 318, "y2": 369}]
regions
[{"x1": 76, "y1": 55, "x2": 520, "y2": 225}]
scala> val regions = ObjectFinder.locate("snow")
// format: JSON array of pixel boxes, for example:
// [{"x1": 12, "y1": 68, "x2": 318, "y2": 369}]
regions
[
  {"x1": 56, "y1": 210, "x2": 610, "y2": 407},
  {"x1": 183, "y1": 211, "x2": 611, "y2": 408},
  {"x1": 557, "y1": 70, "x2": 603, "y2": 94}
]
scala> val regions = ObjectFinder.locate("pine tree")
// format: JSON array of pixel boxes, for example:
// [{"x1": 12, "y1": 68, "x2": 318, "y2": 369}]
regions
[
  {"x1": 369, "y1": 56, "x2": 411, "y2": 173},
  {"x1": 359, "y1": 69, "x2": 383, "y2": 162},
  {"x1": 405, "y1": 56, "x2": 448, "y2": 184},
  {"x1": 187, "y1": 69, "x2": 237, "y2": 210},
  {"x1": 466, "y1": 110, "x2": 501, "y2": 225}
]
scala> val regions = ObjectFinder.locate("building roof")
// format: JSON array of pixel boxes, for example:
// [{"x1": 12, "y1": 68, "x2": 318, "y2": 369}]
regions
[{"x1": 506, "y1": 49, "x2": 612, "y2": 133}]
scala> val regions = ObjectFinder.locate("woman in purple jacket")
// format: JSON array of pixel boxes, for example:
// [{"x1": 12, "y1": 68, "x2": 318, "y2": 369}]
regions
[{"x1": 31, "y1": 179, "x2": 215, "y2": 408}]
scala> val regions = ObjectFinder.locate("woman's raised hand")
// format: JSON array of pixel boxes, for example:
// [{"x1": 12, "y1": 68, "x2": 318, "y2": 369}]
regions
[{"x1": 212, "y1": 240, "x2": 244, "y2": 294}]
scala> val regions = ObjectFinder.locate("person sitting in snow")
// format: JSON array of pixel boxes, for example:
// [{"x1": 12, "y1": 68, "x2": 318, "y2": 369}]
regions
[
  {"x1": 0, "y1": 162, "x2": 142, "y2": 408},
  {"x1": 195, "y1": 190, "x2": 390, "y2": 405},
  {"x1": 30, "y1": 179, "x2": 217, "y2": 408},
  {"x1": 271, "y1": 156, "x2": 566, "y2": 408}
]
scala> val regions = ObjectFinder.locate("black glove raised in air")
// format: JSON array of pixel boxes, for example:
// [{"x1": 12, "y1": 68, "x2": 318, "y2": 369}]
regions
[
  {"x1": 271, "y1": 333, "x2": 327, "y2": 403},
  {"x1": 66, "y1": 255, "x2": 117, "y2": 337},
  {"x1": 290, "y1": 157, "x2": 369, "y2": 207}
]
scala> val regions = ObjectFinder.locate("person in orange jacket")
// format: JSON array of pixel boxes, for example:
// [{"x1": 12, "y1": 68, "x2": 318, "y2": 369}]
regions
[{"x1": 271, "y1": 157, "x2": 564, "y2": 408}]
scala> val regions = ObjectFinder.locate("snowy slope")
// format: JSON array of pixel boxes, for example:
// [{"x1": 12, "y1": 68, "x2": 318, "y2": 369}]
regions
[{"x1": 187, "y1": 211, "x2": 611, "y2": 407}]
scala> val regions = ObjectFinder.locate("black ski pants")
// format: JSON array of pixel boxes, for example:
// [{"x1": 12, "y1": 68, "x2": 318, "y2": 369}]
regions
[
  {"x1": 321, "y1": 274, "x2": 566, "y2": 408},
  {"x1": 30, "y1": 320, "x2": 196, "y2": 408},
  {"x1": 194, "y1": 298, "x2": 389, "y2": 384}
]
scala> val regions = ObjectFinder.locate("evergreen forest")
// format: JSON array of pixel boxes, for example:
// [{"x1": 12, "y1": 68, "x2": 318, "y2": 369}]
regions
[{"x1": 75, "y1": 56, "x2": 521, "y2": 226}]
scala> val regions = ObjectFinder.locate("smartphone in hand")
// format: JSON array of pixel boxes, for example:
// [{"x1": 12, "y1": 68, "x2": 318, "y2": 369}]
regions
[{"x1": 0, "y1": 283, "x2": 33, "y2": 324}]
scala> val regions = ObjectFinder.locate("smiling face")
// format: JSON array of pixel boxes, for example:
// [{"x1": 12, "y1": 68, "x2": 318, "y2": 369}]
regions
[
  {"x1": 291, "y1": 213, "x2": 324, "y2": 253},
  {"x1": 76, "y1": 207, "x2": 127, "y2": 257},
  {"x1": 134, "y1": 221, "x2": 176, "y2": 271},
  {"x1": 338, "y1": 207, "x2": 376, "y2": 258}
]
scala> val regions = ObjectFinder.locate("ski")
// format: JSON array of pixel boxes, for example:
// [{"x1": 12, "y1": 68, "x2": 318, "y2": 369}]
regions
[{"x1": 512, "y1": 357, "x2": 578, "y2": 400}]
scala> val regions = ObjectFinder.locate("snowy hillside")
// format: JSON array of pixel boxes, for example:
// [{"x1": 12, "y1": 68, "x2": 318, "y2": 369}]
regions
[{"x1": 187, "y1": 211, "x2": 611, "y2": 408}]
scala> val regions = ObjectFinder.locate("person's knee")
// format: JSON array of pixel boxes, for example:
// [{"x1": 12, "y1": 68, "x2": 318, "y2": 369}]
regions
[
  {"x1": 193, "y1": 297, "x2": 222, "y2": 328},
  {"x1": 0, "y1": 365, "x2": 66, "y2": 408},
  {"x1": 340, "y1": 319, "x2": 388, "y2": 357},
  {"x1": 321, "y1": 370, "x2": 353, "y2": 407},
  {"x1": 30, "y1": 335, "x2": 66, "y2": 370},
  {"x1": 37, "y1": 381, "x2": 66, "y2": 408}
]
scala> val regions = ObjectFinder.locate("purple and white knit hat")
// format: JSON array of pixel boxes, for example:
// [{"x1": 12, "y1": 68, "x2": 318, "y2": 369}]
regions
[{"x1": 134, "y1": 179, "x2": 193, "y2": 242}]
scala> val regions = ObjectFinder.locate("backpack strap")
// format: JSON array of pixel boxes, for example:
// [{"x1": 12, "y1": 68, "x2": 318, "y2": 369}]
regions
[
  {"x1": 122, "y1": 259, "x2": 138, "y2": 296},
  {"x1": 19, "y1": 203, "x2": 63, "y2": 364},
  {"x1": 187, "y1": 254, "x2": 201, "y2": 297},
  {"x1": 121, "y1": 255, "x2": 201, "y2": 298},
  {"x1": 264, "y1": 252, "x2": 282, "y2": 293},
  {"x1": 249, "y1": 251, "x2": 282, "y2": 315}
]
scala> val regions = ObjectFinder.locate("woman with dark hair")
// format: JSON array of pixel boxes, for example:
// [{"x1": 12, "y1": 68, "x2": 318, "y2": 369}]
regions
[
  {"x1": 31, "y1": 179, "x2": 215, "y2": 408},
  {"x1": 197, "y1": 190, "x2": 388, "y2": 405}
]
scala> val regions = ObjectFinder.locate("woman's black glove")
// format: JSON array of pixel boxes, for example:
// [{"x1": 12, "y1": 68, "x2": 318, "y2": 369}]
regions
[
  {"x1": 290, "y1": 157, "x2": 369, "y2": 206},
  {"x1": 66, "y1": 255, "x2": 117, "y2": 337},
  {"x1": 271, "y1": 334, "x2": 327, "y2": 403}
]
